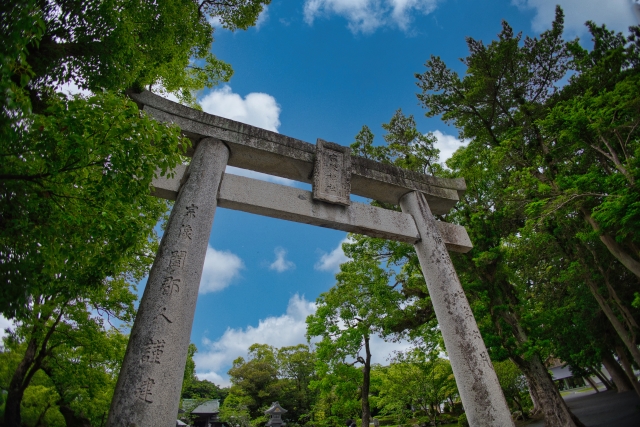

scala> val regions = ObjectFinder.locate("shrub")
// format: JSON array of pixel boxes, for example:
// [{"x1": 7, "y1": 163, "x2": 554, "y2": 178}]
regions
[{"x1": 457, "y1": 413, "x2": 468, "y2": 427}]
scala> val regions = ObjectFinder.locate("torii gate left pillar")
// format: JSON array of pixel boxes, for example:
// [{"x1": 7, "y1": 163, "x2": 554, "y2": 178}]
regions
[{"x1": 107, "y1": 138, "x2": 228, "y2": 426}]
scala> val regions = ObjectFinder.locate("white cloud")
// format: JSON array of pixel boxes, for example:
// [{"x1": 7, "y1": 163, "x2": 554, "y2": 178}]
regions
[
  {"x1": 194, "y1": 294, "x2": 316, "y2": 386},
  {"x1": 269, "y1": 247, "x2": 296, "y2": 272},
  {"x1": 199, "y1": 85, "x2": 281, "y2": 132},
  {"x1": 303, "y1": 0, "x2": 439, "y2": 34},
  {"x1": 431, "y1": 130, "x2": 469, "y2": 164},
  {"x1": 193, "y1": 294, "x2": 412, "y2": 386},
  {"x1": 315, "y1": 237, "x2": 351, "y2": 272},
  {"x1": 199, "y1": 246, "x2": 244, "y2": 294},
  {"x1": 0, "y1": 315, "x2": 15, "y2": 344},
  {"x1": 513, "y1": 0, "x2": 636, "y2": 37},
  {"x1": 255, "y1": 5, "x2": 270, "y2": 29}
]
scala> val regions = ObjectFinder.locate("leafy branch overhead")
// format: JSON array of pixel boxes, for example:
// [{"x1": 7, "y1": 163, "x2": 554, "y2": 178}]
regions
[{"x1": 2, "y1": 0, "x2": 270, "y2": 109}]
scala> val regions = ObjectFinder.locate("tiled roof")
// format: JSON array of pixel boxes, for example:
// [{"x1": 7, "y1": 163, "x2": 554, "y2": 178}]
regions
[{"x1": 191, "y1": 399, "x2": 220, "y2": 414}]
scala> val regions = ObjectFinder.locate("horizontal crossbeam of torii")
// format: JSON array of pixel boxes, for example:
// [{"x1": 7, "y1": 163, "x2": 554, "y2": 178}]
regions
[{"x1": 106, "y1": 91, "x2": 514, "y2": 427}]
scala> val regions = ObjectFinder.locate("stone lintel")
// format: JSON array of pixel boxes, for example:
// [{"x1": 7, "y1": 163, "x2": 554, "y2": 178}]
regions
[
  {"x1": 151, "y1": 171, "x2": 472, "y2": 252},
  {"x1": 130, "y1": 90, "x2": 465, "y2": 214}
]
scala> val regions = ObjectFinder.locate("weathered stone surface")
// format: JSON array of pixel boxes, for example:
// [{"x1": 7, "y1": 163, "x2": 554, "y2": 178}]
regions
[
  {"x1": 129, "y1": 90, "x2": 465, "y2": 214},
  {"x1": 312, "y1": 139, "x2": 351, "y2": 206},
  {"x1": 400, "y1": 191, "x2": 514, "y2": 427},
  {"x1": 106, "y1": 139, "x2": 229, "y2": 427},
  {"x1": 151, "y1": 171, "x2": 472, "y2": 252}
]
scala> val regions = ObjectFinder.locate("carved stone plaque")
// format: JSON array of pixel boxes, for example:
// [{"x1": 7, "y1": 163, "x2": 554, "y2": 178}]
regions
[{"x1": 312, "y1": 139, "x2": 351, "y2": 206}]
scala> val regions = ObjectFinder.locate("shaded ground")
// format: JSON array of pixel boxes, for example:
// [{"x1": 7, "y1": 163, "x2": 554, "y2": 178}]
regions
[{"x1": 522, "y1": 389, "x2": 640, "y2": 427}]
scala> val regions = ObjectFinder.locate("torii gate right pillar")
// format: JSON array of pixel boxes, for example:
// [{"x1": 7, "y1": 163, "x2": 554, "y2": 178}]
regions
[{"x1": 400, "y1": 191, "x2": 514, "y2": 427}]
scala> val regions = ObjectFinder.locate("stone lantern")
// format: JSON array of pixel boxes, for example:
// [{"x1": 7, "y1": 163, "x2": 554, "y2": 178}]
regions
[{"x1": 264, "y1": 402, "x2": 287, "y2": 427}]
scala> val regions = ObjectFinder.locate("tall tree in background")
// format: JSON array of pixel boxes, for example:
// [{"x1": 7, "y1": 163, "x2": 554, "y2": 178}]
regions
[
  {"x1": 377, "y1": 350, "x2": 457, "y2": 426},
  {"x1": 306, "y1": 242, "x2": 402, "y2": 427},
  {"x1": 306, "y1": 110, "x2": 447, "y2": 427},
  {"x1": 222, "y1": 344, "x2": 316, "y2": 427},
  {"x1": 277, "y1": 344, "x2": 317, "y2": 425},
  {"x1": 442, "y1": 133, "x2": 584, "y2": 426},
  {"x1": 417, "y1": 6, "x2": 639, "y2": 359}
]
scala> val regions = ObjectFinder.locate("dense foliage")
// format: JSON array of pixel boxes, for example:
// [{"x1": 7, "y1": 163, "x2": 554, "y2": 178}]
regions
[
  {"x1": 220, "y1": 344, "x2": 317, "y2": 427},
  {"x1": 1, "y1": 0, "x2": 269, "y2": 424}
]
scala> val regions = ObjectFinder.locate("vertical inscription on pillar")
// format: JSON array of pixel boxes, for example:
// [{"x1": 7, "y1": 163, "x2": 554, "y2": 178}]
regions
[
  {"x1": 312, "y1": 139, "x2": 351, "y2": 206},
  {"x1": 161, "y1": 277, "x2": 180, "y2": 296},
  {"x1": 169, "y1": 250, "x2": 187, "y2": 271},
  {"x1": 142, "y1": 339, "x2": 166, "y2": 364},
  {"x1": 137, "y1": 378, "x2": 155, "y2": 403}
]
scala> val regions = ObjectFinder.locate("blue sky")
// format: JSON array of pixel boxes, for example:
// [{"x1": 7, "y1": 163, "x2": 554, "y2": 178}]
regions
[{"x1": 1, "y1": 0, "x2": 635, "y2": 387}]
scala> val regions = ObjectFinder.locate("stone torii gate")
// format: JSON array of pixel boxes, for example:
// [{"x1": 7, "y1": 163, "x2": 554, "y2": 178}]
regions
[{"x1": 106, "y1": 91, "x2": 514, "y2": 427}]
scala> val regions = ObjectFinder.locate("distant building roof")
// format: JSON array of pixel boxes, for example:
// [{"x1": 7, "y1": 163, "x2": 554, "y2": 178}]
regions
[
  {"x1": 550, "y1": 364, "x2": 573, "y2": 381},
  {"x1": 182, "y1": 399, "x2": 220, "y2": 415},
  {"x1": 176, "y1": 420, "x2": 188, "y2": 426},
  {"x1": 191, "y1": 399, "x2": 220, "y2": 415}
]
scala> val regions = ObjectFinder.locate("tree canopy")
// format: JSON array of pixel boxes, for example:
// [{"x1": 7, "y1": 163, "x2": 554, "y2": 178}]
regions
[{"x1": 1, "y1": 0, "x2": 270, "y2": 424}]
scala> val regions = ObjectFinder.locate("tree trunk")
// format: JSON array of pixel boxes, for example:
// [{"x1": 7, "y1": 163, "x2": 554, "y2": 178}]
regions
[
  {"x1": 602, "y1": 352, "x2": 633, "y2": 392},
  {"x1": 590, "y1": 367, "x2": 613, "y2": 391},
  {"x1": 525, "y1": 375, "x2": 542, "y2": 416},
  {"x1": 584, "y1": 375, "x2": 600, "y2": 393},
  {"x1": 615, "y1": 345, "x2": 640, "y2": 398},
  {"x1": 512, "y1": 354, "x2": 585, "y2": 427},
  {"x1": 59, "y1": 404, "x2": 93, "y2": 427},
  {"x1": 582, "y1": 209, "x2": 640, "y2": 279},
  {"x1": 361, "y1": 335, "x2": 372, "y2": 427},
  {"x1": 583, "y1": 276, "x2": 640, "y2": 367},
  {"x1": 4, "y1": 337, "x2": 38, "y2": 426},
  {"x1": 4, "y1": 307, "x2": 63, "y2": 426},
  {"x1": 513, "y1": 396, "x2": 526, "y2": 418}
]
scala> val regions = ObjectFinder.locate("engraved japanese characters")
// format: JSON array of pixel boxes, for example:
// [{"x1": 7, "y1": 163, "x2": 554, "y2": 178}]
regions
[{"x1": 312, "y1": 139, "x2": 352, "y2": 206}]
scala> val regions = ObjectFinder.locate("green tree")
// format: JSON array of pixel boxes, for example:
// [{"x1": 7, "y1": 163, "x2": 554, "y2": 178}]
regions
[
  {"x1": 441, "y1": 122, "x2": 582, "y2": 426},
  {"x1": 377, "y1": 350, "x2": 457, "y2": 426},
  {"x1": 505, "y1": 217, "x2": 640, "y2": 396},
  {"x1": 1, "y1": 0, "x2": 271, "y2": 314},
  {"x1": 222, "y1": 344, "x2": 317, "y2": 427},
  {"x1": 1, "y1": 93, "x2": 184, "y2": 317},
  {"x1": 493, "y1": 360, "x2": 531, "y2": 416},
  {"x1": 224, "y1": 344, "x2": 281, "y2": 425},
  {"x1": 306, "y1": 237, "x2": 405, "y2": 427},
  {"x1": 1, "y1": 0, "x2": 270, "y2": 424},
  {"x1": 415, "y1": 7, "x2": 640, "y2": 425},
  {"x1": 416, "y1": 6, "x2": 640, "y2": 364},
  {"x1": 19, "y1": 385, "x2": 66, "y2": 427},
  {"x1": 308, "y1": 362, "x2": 362, "y2": 427},
  {"x1": 306, "y1": 111, "x2": 449, "y2": 427},
  {"x1": 276, "y1": 344, "x2": 317, "y2": 425},
  {"x1": 182, "y1": 343, "x2": 199, "y2": 396},
  {"x1": 351, "y1": 109, "x2": 441, "y2": 176},
  {"x1": 2, "y1": 260, "x2": 137, "y2": 425},
  {"x1": 2, "y1": 0, "x2": 270, "y2": 111}
]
